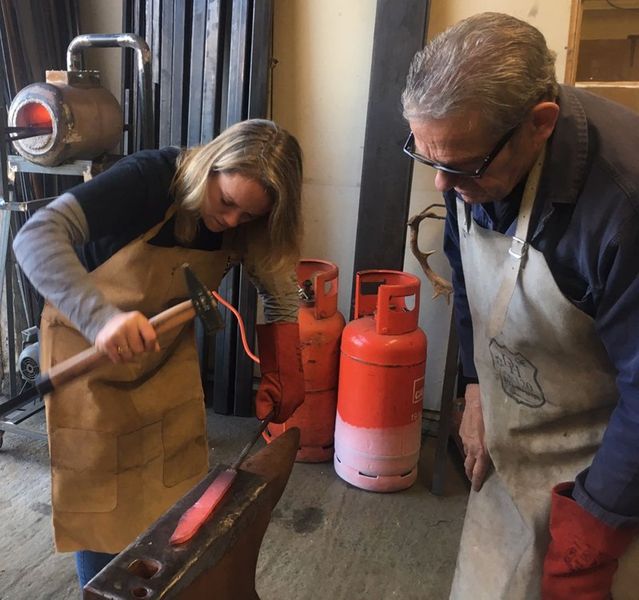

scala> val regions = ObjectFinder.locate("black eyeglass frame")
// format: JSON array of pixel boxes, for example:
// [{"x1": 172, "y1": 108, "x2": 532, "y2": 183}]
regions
[{"x1": 403, "y1": 125, "x2": 519, "y2": 179}]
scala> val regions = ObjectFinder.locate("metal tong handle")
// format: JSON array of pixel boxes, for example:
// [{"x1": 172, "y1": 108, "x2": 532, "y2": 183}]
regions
[{"x1": 230, "y1": 412, "x2": 274, "y2": 471}]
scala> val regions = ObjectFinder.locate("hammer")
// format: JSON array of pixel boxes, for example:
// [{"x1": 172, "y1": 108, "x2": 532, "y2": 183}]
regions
[{"x1": 0, "y1": 264, "x2": 223, "y2": 416}]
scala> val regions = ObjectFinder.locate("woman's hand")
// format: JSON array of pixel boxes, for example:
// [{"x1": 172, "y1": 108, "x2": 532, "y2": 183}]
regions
[
  {"x1": 460, "y1": 383, "x2": 491, "y2": 491},
  {"x1": 94, "y1": 311, "x2": 160, "y2": 363}
]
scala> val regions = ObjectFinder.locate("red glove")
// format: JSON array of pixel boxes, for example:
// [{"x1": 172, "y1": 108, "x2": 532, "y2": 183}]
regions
[
  {"x1": 255, "y1": 322, "x2": 305, "y2": 423},
  {"x1": 542, "y1": 482, "x2": 637, "y2": 600}
]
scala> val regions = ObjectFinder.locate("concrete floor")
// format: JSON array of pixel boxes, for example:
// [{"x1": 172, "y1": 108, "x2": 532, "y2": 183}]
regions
[{"x1": 0, "y1": 409, "x2": 468, "y2": 600}]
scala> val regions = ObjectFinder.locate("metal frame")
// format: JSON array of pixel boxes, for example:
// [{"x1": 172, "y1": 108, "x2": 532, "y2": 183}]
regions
[
  {"x1": 67, "y1": 33, "x2": 154, "y2": 149},
  {"x1": 0, "y1": 107, "x2": 17, "y2": 399},
  {"x1": 0, "y1": 147, "x2": 101, "y2": 446},
  {"x1": 0, "y1": 0, "x2": 82, "y2": 448},
  {"x1": 0, "y1": 33, "x2": 155, "y2": 446}
]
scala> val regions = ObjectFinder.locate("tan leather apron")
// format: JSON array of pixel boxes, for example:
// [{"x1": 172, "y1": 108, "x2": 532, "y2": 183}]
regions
[
  {"x1": 39, "y1": 204, "x2": 241, "y2": 553},
  {"x1": 449, "y1": 150, "x2": 639, "y2": 599}
]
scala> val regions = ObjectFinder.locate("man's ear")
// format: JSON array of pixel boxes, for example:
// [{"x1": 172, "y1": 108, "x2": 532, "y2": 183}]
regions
[{"x1": 529, "y1": 101, "x2": 559, "y2": 143}]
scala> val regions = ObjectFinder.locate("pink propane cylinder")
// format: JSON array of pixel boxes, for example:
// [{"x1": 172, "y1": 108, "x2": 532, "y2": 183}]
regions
[
  {"x1": 334, "y1": 270, "x2": 427, "y2": 492},
  {"x1": 264, "y1": 259, "x2": 346, "y2": 462}
]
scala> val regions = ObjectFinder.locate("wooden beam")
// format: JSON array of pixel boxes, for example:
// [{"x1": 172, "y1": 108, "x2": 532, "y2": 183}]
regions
[{"x1": 565, "y1": 0, "x2": 584, "y2": 85}]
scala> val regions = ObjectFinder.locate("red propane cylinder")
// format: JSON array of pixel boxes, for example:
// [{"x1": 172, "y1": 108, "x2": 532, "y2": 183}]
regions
[
  {"x1": 264, "y1": 259, "x2": 346, "y2": 462},
  {"x1": 334, "y1": 270, "x2": 427, "y2": 492}
]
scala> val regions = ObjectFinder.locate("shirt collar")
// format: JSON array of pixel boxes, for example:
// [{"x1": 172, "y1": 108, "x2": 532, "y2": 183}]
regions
[{"x1": 537, "y1": 84, "x2": 590, "y2": 206}]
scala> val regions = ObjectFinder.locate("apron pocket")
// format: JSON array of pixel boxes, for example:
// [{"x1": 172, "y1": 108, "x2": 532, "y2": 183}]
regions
[
  {"x1": 162, "y1": 398, "x2": 207, "y2": 487},
  {"x1": 50, "y1": 428, "x2": 117, "y2": 513}
]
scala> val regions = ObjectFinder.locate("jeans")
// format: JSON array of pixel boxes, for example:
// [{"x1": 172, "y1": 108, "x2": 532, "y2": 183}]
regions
[{"x1": 75, "y1": 550, "x2": 117, "y2": 588}]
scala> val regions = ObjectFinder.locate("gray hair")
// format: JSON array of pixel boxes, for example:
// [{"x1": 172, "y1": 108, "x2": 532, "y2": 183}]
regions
[{"x1": 402, "y1": 12, "x2": 559, "y2": 135}]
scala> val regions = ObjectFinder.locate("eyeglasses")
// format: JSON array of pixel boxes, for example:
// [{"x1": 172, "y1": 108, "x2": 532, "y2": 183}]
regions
[{"x1": 403, "y1": 125, "x2": 519, "y2": 179}]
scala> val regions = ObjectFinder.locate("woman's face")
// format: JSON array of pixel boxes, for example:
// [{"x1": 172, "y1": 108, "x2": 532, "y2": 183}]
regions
[{"x1": 201, "y1": 172, "x2": 273, "y2": 232}]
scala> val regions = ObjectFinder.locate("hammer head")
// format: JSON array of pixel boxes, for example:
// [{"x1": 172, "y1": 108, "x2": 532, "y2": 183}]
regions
[{"x1": 182, "y1": 264, "x2": 225, "y2": 335}]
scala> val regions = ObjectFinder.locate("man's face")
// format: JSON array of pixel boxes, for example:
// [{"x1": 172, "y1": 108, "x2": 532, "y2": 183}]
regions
[{"x1": 409, "y1": 112, "x2": 533, "y2": 205}]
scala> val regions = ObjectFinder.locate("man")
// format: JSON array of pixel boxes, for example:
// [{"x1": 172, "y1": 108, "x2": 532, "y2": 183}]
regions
[{"x1": 401, "y1": 12, "x2": 639, "y2": 600}]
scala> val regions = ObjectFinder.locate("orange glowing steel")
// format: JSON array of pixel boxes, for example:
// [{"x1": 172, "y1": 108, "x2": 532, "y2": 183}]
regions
[{"x1": 21, "y1": 103, "x2": 52, "y2": 128}]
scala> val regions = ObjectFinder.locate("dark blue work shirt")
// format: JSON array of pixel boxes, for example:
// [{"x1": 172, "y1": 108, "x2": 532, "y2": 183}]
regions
[{"x1": 443, "y1": 85, "x2": 639, "y2": 527}]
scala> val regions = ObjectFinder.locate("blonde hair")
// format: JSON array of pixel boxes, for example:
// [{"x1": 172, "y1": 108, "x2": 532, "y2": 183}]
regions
[{"x1": 172, "y1": 119, "x2": 303, "y2": 275}]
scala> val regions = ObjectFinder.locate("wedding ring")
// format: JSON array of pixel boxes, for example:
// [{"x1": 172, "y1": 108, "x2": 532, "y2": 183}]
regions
[{"x1": 117, "y1": 345, "x2": 123, "y2": 355}]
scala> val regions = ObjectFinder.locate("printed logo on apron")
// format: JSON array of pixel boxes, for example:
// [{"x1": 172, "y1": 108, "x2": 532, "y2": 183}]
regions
[{"x1": 489, "y1": 338, "x2": 546, "y2": 408}]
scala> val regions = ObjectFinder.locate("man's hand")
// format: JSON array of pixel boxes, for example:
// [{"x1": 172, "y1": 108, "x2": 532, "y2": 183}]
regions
[
  {"x1": 459, "y1": 383, "x2": 491, "y2": 491},
  {"x1": 94, "y1": 311, "x2": 160, "y2": 363}
]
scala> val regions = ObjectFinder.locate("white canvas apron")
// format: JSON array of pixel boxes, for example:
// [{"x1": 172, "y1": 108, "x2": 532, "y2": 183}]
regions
[
  {"x1": 40, "y1": 205, "x2": 240, "y2": 553},
  {"x1": 449, "y1": 150, "x2": 639, "y2": 599}
]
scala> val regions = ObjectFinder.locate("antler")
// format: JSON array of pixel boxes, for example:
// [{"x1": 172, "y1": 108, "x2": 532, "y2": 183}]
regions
[{"x1": 407, "y1": 204, "x2": 453, "y2": 303}]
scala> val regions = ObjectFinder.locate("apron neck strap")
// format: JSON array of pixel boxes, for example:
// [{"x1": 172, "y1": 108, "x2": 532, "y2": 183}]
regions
[
  {"x1": 487, "y1": 144, "x2": 546, "y2": 338},
  {"x1": 509, "y1": 144, "x2": 546, "y2": 258},
  {"x1": 142, "y1": 202, "x2": 179, "y2": 243}
]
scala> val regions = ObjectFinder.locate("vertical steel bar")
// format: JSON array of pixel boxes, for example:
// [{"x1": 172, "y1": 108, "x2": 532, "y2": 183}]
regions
[
  {"x1": 132, "y1": 0, "x2": 142, "y2": 151},
  {"x1": 200, "y1": 0, "x2": 223, "y2": 142},
  {"x1": 212, "y1": 270, "x2": 238, "y2": 414},
  {"x1": 351, "y1": 0, "x2": 430, "y2": 312},
  {"x1": 232, "y1": 267, "x2": 257, "y2": 415},
  {"x1": 5, "y1": 236, "x2": 16, "y2": 397},
  {"x1": 186, "y1": 0, "x2": 207, "y2": 146},
  {"x1": 159, "y1": 0, "x2": 174, "y2": 147},
  {"x1": 431, "y1": 311, "x2": 459, "y2": 496},
  {"x1": 213, "y1": 0, "x2": 252, "y2": 415},
  {"x1": 0, "y1": 93, "x2": 16, "y2": 397},
  {"x1": 233, "y1": 0, "x2": 272, "y2": 414},
  {"x1": 225, "y1": 0, "x2": 250, "y2": 125},
  {"x1": 121, "y1": 0, "x2": 134, "y2": 154},
  {"x1": 247, "y1": 0, "x2": 272, "y2": 118},
  {"x1": 170, "y1": 0, "x2": 185, "y2": 146},
  {"x1": 187, "y1": 0, "x2": 218, "y2": 406},
  {"x1": 0, "y1": 105, "x2": 11, "y2": 304}
]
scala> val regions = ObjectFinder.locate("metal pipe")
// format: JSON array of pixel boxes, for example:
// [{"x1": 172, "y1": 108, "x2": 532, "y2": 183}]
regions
[{"x1": 66, "y1": 33, "x2": 154, "y2": 149}]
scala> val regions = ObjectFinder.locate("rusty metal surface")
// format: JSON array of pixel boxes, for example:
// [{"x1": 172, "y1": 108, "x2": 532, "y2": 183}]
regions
[{"x1": 84, "y1": 427, "x2": 300, "y2": 600}]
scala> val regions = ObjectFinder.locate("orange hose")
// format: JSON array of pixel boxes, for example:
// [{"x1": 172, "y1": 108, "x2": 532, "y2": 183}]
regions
[{"x1": 212, "y1": 290, "x2": 260, "y2": 364}]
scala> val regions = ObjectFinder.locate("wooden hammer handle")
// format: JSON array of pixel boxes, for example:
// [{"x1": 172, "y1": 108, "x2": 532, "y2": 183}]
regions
[{"x1": 45, "y1": 299, "x2": 197, "y2": 391}]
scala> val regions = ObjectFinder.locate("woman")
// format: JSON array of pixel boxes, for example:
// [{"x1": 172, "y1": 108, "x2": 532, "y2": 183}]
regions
[{"x1": 13, "y1": 118, "x2": 305, "y2": 587}]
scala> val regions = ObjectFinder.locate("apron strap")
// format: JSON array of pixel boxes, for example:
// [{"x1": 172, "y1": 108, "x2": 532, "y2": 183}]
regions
[
  {"x1": 487, "y1": 144, "x2": 546, "y2": 338},
  {"x1": 142, "y1": 202, "x2": 178, "y2": 242}
]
